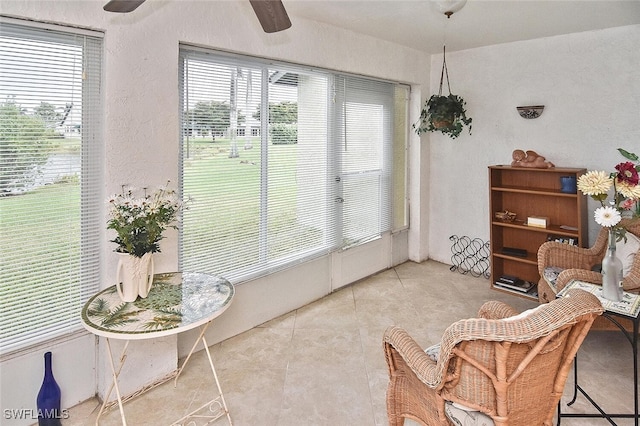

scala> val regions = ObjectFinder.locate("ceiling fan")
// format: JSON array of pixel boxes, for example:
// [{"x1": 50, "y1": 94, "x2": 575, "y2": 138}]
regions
[{"x1": 103, "y1": 0, "x2": 292, "y2": 33}]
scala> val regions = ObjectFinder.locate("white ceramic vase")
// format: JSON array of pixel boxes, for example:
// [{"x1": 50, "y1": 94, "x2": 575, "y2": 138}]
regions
[{"x1": 116, "y1": 252, "x2": 155, "y2": 302}]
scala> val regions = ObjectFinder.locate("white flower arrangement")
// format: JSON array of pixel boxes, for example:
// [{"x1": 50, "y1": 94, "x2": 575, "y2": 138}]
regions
[
  {"x1": 107, "y1": 182, "x2": 186, "y2": 257},
  {"x1": 577, "y1": 149, "x2": 639, "y2": 241}
]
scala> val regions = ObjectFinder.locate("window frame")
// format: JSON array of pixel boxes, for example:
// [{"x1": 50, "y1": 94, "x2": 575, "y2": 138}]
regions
[
  {"x1": 0, "y1": 17, "x2": 103, "y2": 357},
  {"x1": 178, "y1": 45, "x2": 407, "y2": 284}
]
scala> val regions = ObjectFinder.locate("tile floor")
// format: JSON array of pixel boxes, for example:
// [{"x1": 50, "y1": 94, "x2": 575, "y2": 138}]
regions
[{"x1": 65, "y1": 260, "x2": 637, "y2": 425}]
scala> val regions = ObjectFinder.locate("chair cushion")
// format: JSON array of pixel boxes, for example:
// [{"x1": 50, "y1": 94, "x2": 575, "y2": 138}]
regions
[
  {"x1": 503, "y1": 304, "x2": 544, "y2": 321},
  {"x1": 445, "y1": 401, "x2": 494, "y2": 426},
  {"x1": 425, "y1": 343, "x2": 440, "y2": 362},
  {"x1": 543, "y1": 266, "x2": 564, "y2": 292},
  {"x1": 616, "y1": 232, "x2": 640, "y2": 277}
]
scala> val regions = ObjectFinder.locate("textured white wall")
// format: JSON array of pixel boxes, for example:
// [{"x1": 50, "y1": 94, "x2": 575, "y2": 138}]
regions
[
  {"x1": 4, "y1": 0, "x2": 637, "y2": 420},
  {"x1": 0, "y1": 1, "x2": 429, "y2": 422},
  {"x1": 427, "y1": 24, "x2": 640, "y2": 265}
]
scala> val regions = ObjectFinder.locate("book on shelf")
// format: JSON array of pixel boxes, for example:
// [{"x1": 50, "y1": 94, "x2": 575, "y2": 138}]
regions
[
  {"x1": 501, "y1": 247, "x2": 527, "y2": 257},
  {"x1": 527, "y1": 216, "x2": 549, "y2": 228},
  {"x1": 495, "y1": 275, "x2": 536, "y2": 293},
  {"x1": 546, "y1": 234, "x2": 577, "y2": 245}
]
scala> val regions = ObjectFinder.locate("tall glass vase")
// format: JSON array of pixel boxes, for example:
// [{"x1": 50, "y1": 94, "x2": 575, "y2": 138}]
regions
[
  {"x1": 36, "y1": 351, "x2": 62, "y2": 426},
  {"x1": 601, "y1": 229, "x2": 623, "y2": 302}
]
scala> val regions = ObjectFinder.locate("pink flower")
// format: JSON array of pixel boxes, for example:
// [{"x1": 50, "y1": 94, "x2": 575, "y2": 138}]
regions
[
  {"x1": 621, "y1": 198, "x2": 635, "y2": 210},
  {"x1": 615, "y1": 161, "x2": 639, "y2": 185}
]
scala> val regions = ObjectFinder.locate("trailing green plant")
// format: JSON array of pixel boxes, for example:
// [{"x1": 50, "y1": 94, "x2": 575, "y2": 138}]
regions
[
  {"x1": 413, "y1": 93, "x2": 472, "y2": 139},
  {"x1": 413, "y1": 45, "x2": 472, "y2": 139}
]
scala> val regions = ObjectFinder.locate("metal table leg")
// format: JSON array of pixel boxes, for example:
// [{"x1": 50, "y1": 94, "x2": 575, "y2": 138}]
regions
[
  {"x1": 96, "y1": 339, "x2": 130, "y2": 426},
  {"x1": 170, "y1": 323, "x2": 232, "y2": 425},
  {"x1": 558, "y1": 314, "x2": 640, "y2": 426}
]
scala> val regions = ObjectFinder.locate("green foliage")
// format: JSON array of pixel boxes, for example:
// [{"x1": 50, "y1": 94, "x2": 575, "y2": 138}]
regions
[
  {"x1": 0, "y1": 102, "x2": 55, "y2": 191},
  {"x1": 34, "y1": 102, "x2": 61, "y2": 128},
  {"x1": 186, "y1": 101, "x2": 245, "y2": 141},
  {"x1": 270, "y1": 123, "x2": 298, "y2": 145},
  {"x1": 619, "y1": 148, "x2": 640, "y2": 163},
  {"x1": 413, "y1": 94, "x2": 472, "y2": 139},
  {"x1": 253, "y1": 101, "x2": 298, "y2": 124}
]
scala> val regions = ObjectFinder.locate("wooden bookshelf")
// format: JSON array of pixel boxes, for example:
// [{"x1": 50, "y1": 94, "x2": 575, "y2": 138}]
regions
[{"x1": 489, "y1": 165, "x2": 588, "y2": 300}]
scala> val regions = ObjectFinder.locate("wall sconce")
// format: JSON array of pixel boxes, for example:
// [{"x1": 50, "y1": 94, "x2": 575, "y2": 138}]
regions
[{"x1": 516, "y1": 105, "x2": 545, "y2": 119}]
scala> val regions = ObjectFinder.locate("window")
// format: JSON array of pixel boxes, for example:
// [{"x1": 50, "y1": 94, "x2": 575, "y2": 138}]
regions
[
  {"x1": 179, "y1": 46, "x2": 407, "y2": 282},
  {"x1": 0, "y1": 19, "x2": 103, "y2": 355}
]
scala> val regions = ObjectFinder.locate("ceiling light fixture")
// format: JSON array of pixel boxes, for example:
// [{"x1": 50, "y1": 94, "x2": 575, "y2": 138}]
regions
[{"x1": 432, "y1": 0, "x2": 468, "y2": 18}]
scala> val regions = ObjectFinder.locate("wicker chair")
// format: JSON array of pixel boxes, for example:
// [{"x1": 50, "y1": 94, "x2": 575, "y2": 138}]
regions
[
  {"x1": 537, "y1": 218, "x2": 640, "y2": 304},
  {"x1": 383, "y1": 289, "x2": 603, "y2": 426}
]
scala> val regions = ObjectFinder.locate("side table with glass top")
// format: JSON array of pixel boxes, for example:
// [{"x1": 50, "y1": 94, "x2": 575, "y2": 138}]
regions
[
  {"x1": 556, "y1": 279, "x2": 640, "y2": 426},
  {"x1": 81, "y1": 272, "x2": 235, "y2": 425}
]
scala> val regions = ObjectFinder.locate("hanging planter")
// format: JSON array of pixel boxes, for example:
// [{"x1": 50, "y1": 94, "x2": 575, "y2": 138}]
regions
[{"x1": 414, "y1": 46, "x2": 472, "y2": 139}]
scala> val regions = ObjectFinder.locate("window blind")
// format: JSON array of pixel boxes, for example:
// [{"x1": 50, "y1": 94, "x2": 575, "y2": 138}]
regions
[
  {"x1": 0, "y1": 19, "x2": 103, "y2": 355},
  {"x1": 179, "y1": 46, "x2": 403, "y2": 283},
  {"x1": 334, "y1": 75, "x2": 394, "y2": 248}
]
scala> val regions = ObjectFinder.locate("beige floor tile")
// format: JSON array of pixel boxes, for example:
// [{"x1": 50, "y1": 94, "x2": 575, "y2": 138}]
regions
[
  {"x1": 279, "y1": 365, "x2": 375, "y2": 426},
  {"x1": 213, "y1": 327, "x2": 293, "y2": 371},
  {"x1": 64, "y1": 260, "x2": 639, "y2": 426}
]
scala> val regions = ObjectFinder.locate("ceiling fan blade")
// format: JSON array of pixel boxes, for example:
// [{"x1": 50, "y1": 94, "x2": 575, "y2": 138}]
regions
[
  {"x1": 249, "y1": 0, "x2": 292, "y2": 33},
  {"x1": 103, "y1": 0, "x2": 146, "y2": 13}
]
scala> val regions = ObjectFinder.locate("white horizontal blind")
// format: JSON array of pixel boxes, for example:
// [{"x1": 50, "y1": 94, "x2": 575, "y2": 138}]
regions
[
  {"x1": 334, "y1": 75, "x2": 393, "y2": 248},
  {"x1": 179, "y1": 47, "x2": 398, "y2": 282},
  {"x1": 0, "y1": 19, "x2": 103, "y2": 355}
]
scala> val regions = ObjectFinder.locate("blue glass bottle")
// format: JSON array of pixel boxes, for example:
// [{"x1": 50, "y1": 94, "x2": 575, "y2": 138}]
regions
[{"x1": 36, "y1": 351, "x2": 62, "y2": 426}]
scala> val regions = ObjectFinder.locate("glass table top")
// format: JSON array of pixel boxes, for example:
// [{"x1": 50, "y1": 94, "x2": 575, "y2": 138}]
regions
[{"x1": 81, "y1": 272, "x2": 234, "y2": 339}]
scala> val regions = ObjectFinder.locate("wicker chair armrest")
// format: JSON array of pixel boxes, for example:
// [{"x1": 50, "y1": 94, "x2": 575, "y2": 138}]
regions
[
  {"x1": 623, "y1": 275, "x2": 640, "y2": 293},
  {"x1": 441, "y1": 288, "x2": 602, "y2": 347},
  {"x1": 384, "y1": 290, "x2": 603, "y2": 398},
  {"x1": 555, "y1": 269, "x2": 603, "y2": 292},
  {"x1": 383, "y1": 326, "x2": 441, "y2": 388},
  {"x1": 409, "y1": 289, "x2": 603, "y2": 387},
  {"x1": 557, "y1": 269, "x2": 640, "y2": 294},
  {"x1": 623, "y1": 249, "x2": 640, "y2": 293},
  {"x1": 477, "y1": 300, "x2": 520, "y2": 320},
  {"x1": 537, "y1": 241, "x2": 603, "y2": 277}
]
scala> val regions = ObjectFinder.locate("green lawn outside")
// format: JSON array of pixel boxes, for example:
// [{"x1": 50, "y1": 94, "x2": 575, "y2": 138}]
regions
[
  {"x1": 181, "y1": 136, "x2": 324, "y2": 275},
  {"x1": 1, "y1": 136, "x2": 323, "y2": 343},
  {"x1": 0, "y1": 183, "x2": 82, "y2": 342}
]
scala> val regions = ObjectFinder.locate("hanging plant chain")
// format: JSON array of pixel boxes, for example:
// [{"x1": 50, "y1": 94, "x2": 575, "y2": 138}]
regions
[{"x1": 439, "y1": 45, "x2": 452, "y2": 96}]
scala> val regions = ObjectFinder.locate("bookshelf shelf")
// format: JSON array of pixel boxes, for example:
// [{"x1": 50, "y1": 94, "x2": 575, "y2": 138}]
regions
[{"x1": 488, "y1": 166, "x2": 588, "y2": 300}]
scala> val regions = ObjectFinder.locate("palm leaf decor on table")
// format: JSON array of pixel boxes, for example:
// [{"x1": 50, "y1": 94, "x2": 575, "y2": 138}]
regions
[
  {"x1": 85, "y1": 285, "x2": 183, "y2": 331},
  {"x1": 133, "y1": 280, "x2": 182, "y2": 310},
  {"x1": 81, "y1": 272, "x2": 234, "y2": 335},
  {"x1": 143, "y1": 308, "x2": 183, "y2": 330},
  {"x1": 86, "y1": 297, "x2": 111, "y2": 319},
  {"x1": 95, "y1": 301, "x2": 142, "y2": 329}
]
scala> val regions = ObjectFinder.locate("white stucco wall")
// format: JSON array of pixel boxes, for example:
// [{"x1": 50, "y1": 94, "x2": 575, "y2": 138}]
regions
[
  {"x1": 0, "y1": 1, "x2": 429, "y2": 423},
  {"x1": 3, "y1": 0, "x2": 638, "y2": 421},
  {"x1": 427, "y1": 24, "x2": 640, "y2": 265}
]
